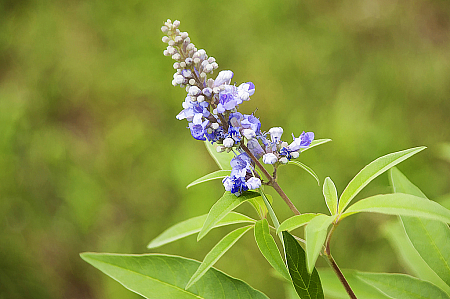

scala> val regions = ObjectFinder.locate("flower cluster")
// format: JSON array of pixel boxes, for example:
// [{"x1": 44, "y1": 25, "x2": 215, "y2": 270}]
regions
[{"x1": 162, "y1": 19, "x2": 314, "y2": 196}]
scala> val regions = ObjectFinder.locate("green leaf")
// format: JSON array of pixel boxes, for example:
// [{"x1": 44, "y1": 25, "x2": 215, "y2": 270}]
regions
[
  {"x1": 248, "y1": 193, "x2": 273, "y2": 219},
  {"x1": 323, "y1": 177, "x2": 338, "y2": 215},
  {"x1": 341, "y1": 193, "x2": 450, "y2": 224},
  {"x1": 288, "y1": 161, "x2": 320, "y2": 186},
  {"x1": 187, "y1": 170, "x2": 231, "y2": 189},
  {"x1": 357, "y1": 272, "x2": 450, "y2": 299},
  {"x1": 81, "y1": 253, "x2": 269, "y2": 299},
  {"x1": 254, "y1": 219, "x2": 291, "y2": 281},
  {"x1": 318, "y1": 269, "x2": 391, "y2": 299},
  {"x1": 390, "y1": 167, "x2": 450, "y2": 289},
  {"x1": 205, "y1": 141, "x2": 234, "y2": 170},
  {"x1": 338, "y1": 146, "x2": 426, "y2": 213},
  {"x1": 305, "y1": 215, "x2": 335, "y2": 274},
  {"x1": 186, "y1": 225, "x2": 253, "y2": 289},
  {"x1": 277, "y1": 214, "x2": 320, "y2": 234},
  {"x1": 382, "y1": 220, "x2": 450, "y2": 294},
  {"x1": 300, "y1": 139, "x2": 332, "y2": 153},
  {"x1": 198, "y1": 191, "x2": 260, "y2": 241},
  {"x1": 147, "y1": 212, "x2": 256, "y2": 249},
  {"x1": 283, "y1": 231, "x2": 324, "y2": 299}
]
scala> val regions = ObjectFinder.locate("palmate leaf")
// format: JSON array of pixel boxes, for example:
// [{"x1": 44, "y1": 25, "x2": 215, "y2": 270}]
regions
[
  {"x1": 186, "y1": 225, "x2": 253, "y2": 289},
  {"x1": 81, "y1": 253, "x2": 269, "y2": 299},
  {"x1": 147, "y1": 212, "x2": 256, "y2": 249},
  {"x1": 187, "y1": 170, "x2": 231, "y2": 189},
  {"x1": 341, "y1": 193, "x2": 450, "y2": 224},
  {"x1": 283, "y1": 231, "x2": 324, "y2": 299},
  {"x1": 318, "y1": 269, "x2": 390, "y2": 299},
  {"x1": 389, "y1": 167, "x2": 450, "y2": 289},
  {"x1": 382, "y1": 220, "x2": 450, "y2": 294},
  {"x1": 198, "y1": 191, "x2": 260, "y2": 241},
  {"x1": 288, "y1": 161, "x2": 320, "y2": 186},
  {"x1": 205, "y1": 141, "x2": 234, "y2": 170},
  {"x1": 338, "y1": 146, "x2": 426, "y2": 213},
  {"x1": 305, "y1": 215, "x2": 335, "y2": 274},
  {"x1": 357, "y1": 272, "x2": 450, "y2": 299},
  {"x1": 254, "y1": 219, "x2": 291, "y2": 281}
]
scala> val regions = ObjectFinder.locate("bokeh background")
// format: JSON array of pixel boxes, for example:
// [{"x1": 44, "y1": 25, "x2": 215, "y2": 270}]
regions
[{"x1": 1, "y1": 0, "x2": 450, "y2": 298}]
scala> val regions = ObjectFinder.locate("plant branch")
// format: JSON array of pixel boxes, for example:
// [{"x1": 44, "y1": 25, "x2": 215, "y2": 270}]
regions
[
  {"x1": 325, "y1": 225, "x2": 357, "y2": 299},
  {"x1": 241, "y1": 143, "x2": 301, "y2": 215}
]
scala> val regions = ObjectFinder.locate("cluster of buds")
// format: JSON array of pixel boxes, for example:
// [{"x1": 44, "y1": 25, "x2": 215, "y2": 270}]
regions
[{"x1": 162, "y1": 19, "x2": 314, "y2": 196}]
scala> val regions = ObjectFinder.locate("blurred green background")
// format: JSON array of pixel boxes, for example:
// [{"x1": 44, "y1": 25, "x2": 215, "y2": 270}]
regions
[{"x1": 1, "y1": 0, "x2": 450, "y2": 298}]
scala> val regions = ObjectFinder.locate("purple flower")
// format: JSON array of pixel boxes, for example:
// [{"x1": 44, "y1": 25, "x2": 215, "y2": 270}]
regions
[
  {"x1": 217, "y1": 86, "x2": 239, "y2": 114},
  {"x1": 230, "y1": 153, "x2": 252, "y2": 177},
  {"x1": 176, "y1": 96, "x2": 210, "y2": 121},
  {"x1": 247, "y1": 138, "x2": 265, "y2": 159},
  {"x1": 237, "y1": 82, "x2": 255, "y2": 102},
  {"x1": 242, "y1": 114, "x2": 261, "y2": 133},
  {"x1": 246, "y1": 177, "x2": 261, "y2": 190},
  {"x1": 188, "y1": 114, "x2": 209, "y2": 141},
  {"x1": 222, "y1": 176, "x2": 249, "y2": 196},
  {"x1": 287, "y1": 131, "x2": 314, "y2": 152}
]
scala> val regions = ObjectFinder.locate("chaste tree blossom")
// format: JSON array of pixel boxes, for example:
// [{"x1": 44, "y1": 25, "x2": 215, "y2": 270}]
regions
[{"x1": 162, "y1": 19, "x2": 314, "y2": 196}]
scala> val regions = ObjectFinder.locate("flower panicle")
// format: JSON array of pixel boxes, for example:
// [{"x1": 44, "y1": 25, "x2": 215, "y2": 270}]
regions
[{"x1": 162, "y1": 19, "x2": 314, "y2": 196}]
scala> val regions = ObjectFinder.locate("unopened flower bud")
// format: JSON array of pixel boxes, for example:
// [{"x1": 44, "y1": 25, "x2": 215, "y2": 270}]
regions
[
  {"x1": 242, "y1": 129, "x2": 256, "y2": 139},
  {"x1": 180, "y1": 62, "x2": 186, "y2": 68},
  {"x1": 291, "y1": 151, "x2": 300, "y2": 159},
  {"x1": 173, "y1": 62, "x2": 180, "y2": 69},
  {"x1": 204, "y1": 64, "x2": 213, "y2": 73},
  {"x1": 269, "y1": 127, "x2": 283, "y2": 143},
  {"x1": 189, "y1": 79, "x2": 196, "y2": 85},
  {"x1": 181, "y1": 32, "x2": 188, "y2": 39},
  {"x1": 168, "y1": 40, "x2": 175, "y2": 46},
  {"x1": 246, "y1": 177, "x2": 261, "y2": 190},
  {"x1": 279, "y1": 157, "x2": 288, "y2": 164},
  {"x1": 162, "y1": 36, "x2": 169, "y2": 43},
  {"x1": 161, "y1": 26, "x2": 168, "y2": 33},
  {"x1": 188, "y1": 86, "x2": 201, "y2": 96},
  {"x1": 193, "y1": 58, "x2": 200, "y2": 64},
  {"x1": 263, "y1": 153, "x2": 278, "y2": 164},
  {"x1": 175, "y1": 36, "x2": 182, "y2": 43},
  {"x1": 172, "y1": 53, "x2": 181, "y2": 60},
  {"x1": 163, "y1": 50, "x2": 170, "y2": 56},
  {"x1": 173, "y1": 20, "x2": 180, "y2": 28},
  {"x1": 185, "y1": 58, "x2": 193, "y2": 65},
  {"x1": 211, "y1": 122, "x2": 219, "y2": 130},
  {"x1": 197, "y1": 95, "x2": 205, "y2": 102},
  {"x1": 212, "y1": 62, "x2": 218, "y2": 69},
  {"x1": 202, "y1": 87, "x2": 212, "y2": 98},
  {"x1": 223, "y1": 137, "x2": 234, "y2": 148},
  {"x1": 208, "y1": 57, "x2": 216, "y2": 63}
]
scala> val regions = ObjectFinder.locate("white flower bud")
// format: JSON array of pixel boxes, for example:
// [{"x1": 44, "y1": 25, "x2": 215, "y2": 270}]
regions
[
  {"x1": 162, "y1": 36, "x2": 169, "y2": 43},
  {"x1": 167, "y1": 46, "x2": 175, "y2": 55},
  {"x1": 171, "y1": 79, "x2": 177, "y2": 86},
  {"x1": 193, "y1": 58, "x2": 200, "y2": 64},
  {"x1": 211, "y1": 123, "x2": 219, "y2": 130},
  {"x1": 281, "y1": 142, "x2": 288, "y2": 148},
  {"x1": 263, "y1": 153, "x2": 278, "y2": 164},
  {"x1": 168, "y1": 40, "x2": 175, "y2": 46},
  {"x1": 208, "y1": 57, "x2": 216, "y2": 63},
  {"x1": 223, "y1": 137, "x2": 234, "y2": 148},
  {"x1": 163, "y1": 50, "x2": 170, "y2": 56},
  {"x1": 189, "y1": 79, "x2": 196, "y2": 85},
  {"x1": 291, "y1": 151, "x2": 300, "y2": 159},
  {"x1": 174, "y1": 75, "x2": 184, "y2": 84},
  {"x1": 279, "y1": 157, "x2": 288, "y2": 164},
  {"x1": 172, "y1": 53, "x2": 181, "y2": 60},
  {"x1": 213, "y1": 108, "x2": 218, "y2": 114},
  {"x1": 242, "y1": 129, "x2": 256, "y2": 139},
  {"x1": 268, "y1": 127, "x2": 284, "y2": 143},
  {"x1": 201, "y1": 60, "x2": 209, "y2": 68},
  {"x1": 197, "y1": 95, "x2": 205, "y2": 102},
  {"x1": 246, "y1": 177, "x2": 261, "y2": 190},
  {"x1": 204, "y1": 64, "x2": 213, "y2": 73},
  {"x1": 185, "y1": 58, "x2": 193, "y2": 65},
  {"x1": 186, "y1": 43, "x2": 195, "y2": 51},
  {"x1": 175, "y1": 36, "x2": 182, "y2": 43},
  {"x1": 161, "y1": 26, "x2": 168, "y2": 33},
  {"x1": 173, "y1": 62, "x2": 180, "y2": 69},
  {"x1": 216, "y1": 145, "x2": 226, "y2": 153},
  {"x1": 213, "y1": 87, "x2": 220, "y2": 94},
  {"x1": 188, "y1": 86, "x2": 201, "y2": 96},
  {"x1": 173, "y1": 20, "x2": 180, "y2": 28},
  {"x1": 181, "y1": 32, "x2": 188, "y2": 39},
  {"x1": 180, "y1": 62, "x2": 186, "y2": 68},
  {"x1": 212, "y1": 62, "x2": 218, "y2": 69},
  {"x1": 200, "y1": 72, "x2": 207, "y2": 79},
  {"x1": 185, "y1": 85, "x2": 190, "y2": 92},
  {"x1": 183, "y1": 37, "x2": 191, "y2": 44}
]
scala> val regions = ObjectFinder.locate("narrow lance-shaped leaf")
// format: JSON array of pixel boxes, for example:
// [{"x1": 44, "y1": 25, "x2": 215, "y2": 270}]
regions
[
  {"x1": 338, "y1": 146, "x2": 426, "y2": 213},
  {"x1": 248, "y1": 193, "x2": 273, "y2": 219},
  {"x1": 323, "y1": 177, "x2": 338, "y2": 215},
  {"x1": 254, "y1": 219, "x2": 291, "y2": 281},
  {"x1": 357, "y1": 272, "x2": 450, "y2": 299},
  {"x1": 341, "y1": 193, "x2": 450, "y2": 224},
  {"x1": 318, "y1": 269, "x2": 391, "y2": 299},
  {"x1": 288, "y1": 161, "x2": 320, "y2": 186},
  {"x1": 382, "y1": 220, "x2": 450, "y2": 294},
  {"x1": 81, "y1": 253, "x2": 269, "y2": 299},
  {"x1": 198, "y1": 191, "x2": 260, "y2": 241},
  {"x1": 205, "y1": 141, "x2": 234, "y2": 170},
  {"x1": 283, "y1": 231, "x2": 324, "y2": 299},
  {"x1": 187, "y1": 170, "x2": 231, "y2": 189},
  {"x1": 277, "y1": 214, "x2": 321, "y2": 234},
  {"x1": 300, "y1": 139, "x2": 332, "y2": 153},
  {"x1": 390, "y1": 167, "x2": 450, "y2": 288},
  {"x1": 148, "y1": 212, "x2": 256, "y2": 249},
  {"x1": 305, "y1": 215, "x2": 335, "y2": 274},
  {"x1": 186, "y1": 225, "x2": 253, "y2": 290}
]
